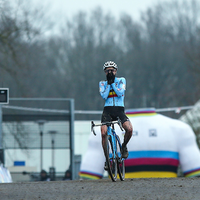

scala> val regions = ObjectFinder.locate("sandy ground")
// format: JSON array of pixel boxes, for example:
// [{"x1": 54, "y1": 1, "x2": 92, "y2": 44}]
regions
[{"x1": 0, "y1": 178, "x2": 200, "y2": 200}]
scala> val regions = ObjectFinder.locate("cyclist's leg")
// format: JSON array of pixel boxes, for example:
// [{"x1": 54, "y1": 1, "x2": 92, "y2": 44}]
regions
[
  {"x1": 119, "y1": 112, "x2": 133, "y2": 158},
  {"x1": 122, "y1": 120, "x2": 133, "y2": 146},
  {"x1": 101, "y1": 107, "x2": 112, "y2": 159},
  {"x1": 101, "y1": 125, "x2": 108, "y2": 158},
  {"x1": 117, "y1": 108, "x2": 133, "y2": 146},
  {"x1": 120, "y1": 120, "x2": 133, "y2": 158},
  {"x1": 101, "y1": 125, "x2": 109, "y2": 170}
]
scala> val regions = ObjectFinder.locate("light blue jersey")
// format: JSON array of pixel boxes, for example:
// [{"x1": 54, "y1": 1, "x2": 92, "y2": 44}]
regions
[{"x1": 99, "y1": 77, "x2": 126, "y2": 107}]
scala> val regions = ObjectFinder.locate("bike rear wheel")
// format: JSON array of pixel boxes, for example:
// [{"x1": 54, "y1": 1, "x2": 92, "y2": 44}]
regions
[
  {"x1": 105, "y1": 135, "x2": 117, "y2": 182},
  {"x1": 116, "y1": 135, "x2": 125, "y2": 181}
]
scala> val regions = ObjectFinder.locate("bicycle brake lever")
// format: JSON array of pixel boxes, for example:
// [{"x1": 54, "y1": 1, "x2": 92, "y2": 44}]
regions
[{"x1": 91, "y1": 121, "x2": 96, "y2": 136}]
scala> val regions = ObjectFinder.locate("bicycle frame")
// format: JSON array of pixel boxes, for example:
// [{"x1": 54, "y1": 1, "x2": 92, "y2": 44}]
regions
[
  {"x1": 91, "y1": 118, "x2": 125, "y2": 181},
  {"x1": 107, "y1": 125, "x2": 122, "y2": 160}
]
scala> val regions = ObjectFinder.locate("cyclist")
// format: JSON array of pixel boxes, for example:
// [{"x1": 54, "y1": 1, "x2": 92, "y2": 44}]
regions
[
  {"x1": 99, "y1": 61, "x2": 133, "y2": 169},
  {"x1": 79, "y1": 108, "x2": 200, "y2": 179}
]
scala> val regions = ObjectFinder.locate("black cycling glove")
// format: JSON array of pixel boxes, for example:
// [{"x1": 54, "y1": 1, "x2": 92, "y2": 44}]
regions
[{"x1": 107, "y1": 72, "x2": 115, "y2": 85}]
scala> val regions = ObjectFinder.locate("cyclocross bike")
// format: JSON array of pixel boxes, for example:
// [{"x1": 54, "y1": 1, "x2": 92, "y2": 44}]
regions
[{"x1": 91, "y1": 118, "x2": 125, "y2": 182}]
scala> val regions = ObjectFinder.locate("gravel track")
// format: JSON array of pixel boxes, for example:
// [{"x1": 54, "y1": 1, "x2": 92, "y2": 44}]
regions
[{"x1": 0, "y1": 178, "x2": 199, "y2": 200}]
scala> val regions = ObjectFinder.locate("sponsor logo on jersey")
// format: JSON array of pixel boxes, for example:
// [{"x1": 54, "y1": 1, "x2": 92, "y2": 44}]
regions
[
  {"x1": 122, "y1": 84, "x2": 126, "y2": 90},
  {"x1": 132, "y1": 131, "x2": 138, "y2": 136},
  {"x1": 149, "y1": 129, "x2": 157, "y2": 137}
]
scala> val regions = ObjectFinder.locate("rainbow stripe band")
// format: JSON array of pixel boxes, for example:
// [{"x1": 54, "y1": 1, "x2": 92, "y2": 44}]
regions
[
  {"x1": 126, "y1": 111, "x2": 156, "y2": 114},
  {"x1": 125, "y1": 171, "x2": 177, "y2": 178},
  {"x1": 184, "y1": 167, "x2": 200, "y2": 177},
  {"x1": 128, "y1": 151, "x2": 179, "y2": 159},
  {"x1": 126, "y1": 109, "x2": 157, "y2": 117},
  {"x1": 79, "y1": 171, "x2": 102, "y2": 180},
  {"x1": 125, "y1": 158, "x2": 179, "y2": 167},
  {"x1": 123, "y1": 150, "x2": 180, "y2": 178},
  {"x1": 126, "y1": 108, "x2": 157, "y2": 117},
  {"x1": 127, "y1": 113, "x2": 157, "y2": 117},
  {"x1": 125, "y1": 108, "x2": 156, "y2": 114},
  {"x1": 125, "y1": 165, "x2": 178, "y2": 173}
]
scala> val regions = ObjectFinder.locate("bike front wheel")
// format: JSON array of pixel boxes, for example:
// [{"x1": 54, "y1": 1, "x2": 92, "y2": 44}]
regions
[
  {"x1": 116, "y1": 135, "x2": 125, "y2": 181},
  {"x1": 105, "y1": 135, "x2": 117, "y2": 182}
]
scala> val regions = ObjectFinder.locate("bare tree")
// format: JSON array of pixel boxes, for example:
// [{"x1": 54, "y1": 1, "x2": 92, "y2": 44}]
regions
[{"x1": 0, "y1": 0, "x2": 49, "y2": 95}]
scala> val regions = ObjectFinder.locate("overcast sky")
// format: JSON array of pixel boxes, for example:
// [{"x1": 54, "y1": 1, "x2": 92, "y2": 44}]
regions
[
  {"x1": 46, "y1": 0, "x2": 162, "y2": 19},
  {"x1": 31, "y1": 0, "x2": 190, "y2": 34},
  {"x1": 34, "y1": 0, "x2": 192, "y2": 20},
  {"x1": 36, "y1": 0, "x2": 169, "y2": 20}
]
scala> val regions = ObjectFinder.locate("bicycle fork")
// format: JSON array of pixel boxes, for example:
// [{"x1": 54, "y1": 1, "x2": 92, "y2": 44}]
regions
[{"x1": 110, "y1": 129, "x2": 121, "y2": 160}]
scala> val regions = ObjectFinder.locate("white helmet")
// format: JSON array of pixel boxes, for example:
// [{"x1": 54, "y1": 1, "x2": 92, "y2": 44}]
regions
[{"x1": 103, "y1": 61, "x2": 118, "y2": 70}]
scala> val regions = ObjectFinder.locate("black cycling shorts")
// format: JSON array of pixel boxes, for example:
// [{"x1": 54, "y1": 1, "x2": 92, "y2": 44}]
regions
[{"x1": 101, "y1": 106, "x2": 129, "y2": 124}]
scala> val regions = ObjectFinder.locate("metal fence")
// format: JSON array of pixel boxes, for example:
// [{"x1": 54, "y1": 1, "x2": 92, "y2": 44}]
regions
[{"x1": 0, "y1": 98, "x2": 76, "y2": 180}]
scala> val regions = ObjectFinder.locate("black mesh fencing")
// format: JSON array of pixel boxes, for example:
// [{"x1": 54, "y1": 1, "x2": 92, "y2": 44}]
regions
[
  {"x1": 3, "y1": 121, "x2": 70, "y2": 149},
  {"x1": 2, "y1": 98, "x2": 72, "y2": 149}
]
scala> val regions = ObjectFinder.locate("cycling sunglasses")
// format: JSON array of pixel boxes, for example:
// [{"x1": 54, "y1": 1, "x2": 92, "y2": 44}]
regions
[{"x1": 104, "y1": 69, "x2": 116, "y2": 73}]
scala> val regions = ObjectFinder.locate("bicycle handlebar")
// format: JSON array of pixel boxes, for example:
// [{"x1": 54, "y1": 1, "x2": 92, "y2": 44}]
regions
[{"x1": 91, "y1": 118, "x2": 124, "y2": 136}]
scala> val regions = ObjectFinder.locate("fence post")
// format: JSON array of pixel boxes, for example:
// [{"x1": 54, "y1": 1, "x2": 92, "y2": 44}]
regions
[
  {"x1": 70, "y1": 99, "x2": 75, "y2": 180},
  {"x1": 0, "y1": 105, "x2": 2, "y2": 149}
]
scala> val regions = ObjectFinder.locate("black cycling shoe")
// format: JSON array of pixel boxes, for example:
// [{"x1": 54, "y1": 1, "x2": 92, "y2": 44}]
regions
[
  {"x1": 121, "y1": 144, "x2": 129, "y2": 159},
  {"x1": 104, "y1": 162, "x2": 108, "y2": 171}
]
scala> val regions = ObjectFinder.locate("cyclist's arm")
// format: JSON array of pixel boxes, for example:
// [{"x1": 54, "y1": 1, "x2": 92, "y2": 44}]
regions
[
  {"x1": 99, "y1": 81, "x2": 111, "y2": 100},
  {"x1": 79, "y1": 128, "x2": 105, "y2": 180},
  {"x1": 177, "y1": 123, "x2": 200, "y2": 177},
  {"x1": 111, "y1": 78, "x2": 126, "y2": 97}
]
